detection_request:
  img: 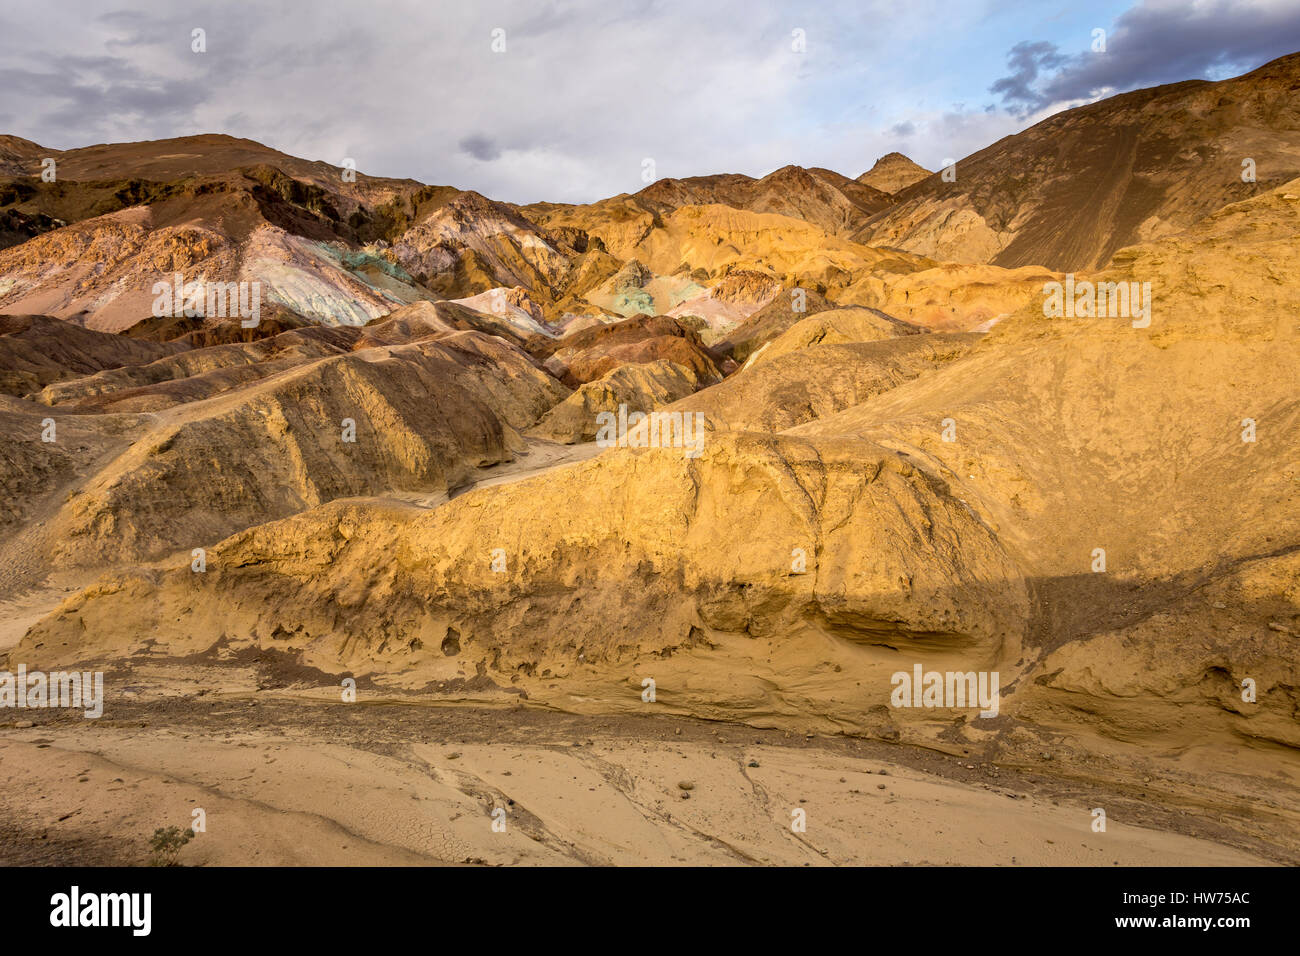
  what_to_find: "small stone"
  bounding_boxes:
[747,760,760,768]
[680,792,690,800]
[1267,622,1290,633]
[14,720,34,729]
[877,784,887,790]
[677,780,694,791]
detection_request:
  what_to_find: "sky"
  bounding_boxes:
[2,0,1299,203]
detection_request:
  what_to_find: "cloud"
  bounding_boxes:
[989,41,1068,114]
[0,0,987,201]
[0,55,209,136]
[459,135,502,162]
[5,0,1290,202]
[991,0,1300,116]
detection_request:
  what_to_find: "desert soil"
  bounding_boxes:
[0,684,1278,867]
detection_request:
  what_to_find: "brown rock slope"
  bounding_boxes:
[529,359,702,443]
[792,179,1300,754]
[741,307,923,369]
[524,199,929,303]
[527,314,724,388]
[0,134,457,331]
[29,301,503,413]
[858,52,1300,270]
[680,333,980,434]
[856,152,930,194]
[843,262,1060,331]
[0,134,935,345]
[0,313,185,396]
[0,133,426,232]
[388,191,573,302]
[21,434,1029,730]
[36,324,363,412]
[0,319,567,577]
[0,192,431,331]
[0,135,49,177]
[665,267,784,343]
[713,287,835,365]
[0,396,145,547]
[525,164,895,240]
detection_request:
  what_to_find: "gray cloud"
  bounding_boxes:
[6,0,1287,203]
[0,55,209,137]
[459,134,502,162]
[4,0,985,201]
[992,0,1300,116]
[989,41,1068,113]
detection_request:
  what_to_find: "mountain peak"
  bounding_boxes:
[855,153,931,194]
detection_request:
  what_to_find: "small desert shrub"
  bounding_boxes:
[148,826,194,866]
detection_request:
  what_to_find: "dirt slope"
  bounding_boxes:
[858,52,1300,270]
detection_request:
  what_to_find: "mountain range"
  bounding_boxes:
[2,51,1299,865]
